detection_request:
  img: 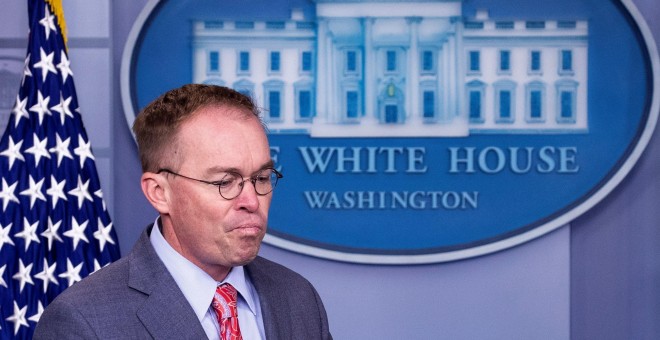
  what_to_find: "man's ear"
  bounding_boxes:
[141,172,170,214]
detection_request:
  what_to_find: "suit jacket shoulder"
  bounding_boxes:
[33,225,207,339]
[247,256,332,340]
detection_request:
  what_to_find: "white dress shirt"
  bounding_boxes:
[150,218,265,339]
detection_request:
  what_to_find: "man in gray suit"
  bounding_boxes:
[34,84,332,339]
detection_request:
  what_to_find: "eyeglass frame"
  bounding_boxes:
[157,167,283,200]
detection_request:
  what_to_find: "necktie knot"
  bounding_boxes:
[213,283,239,319]
[211,283,243,339]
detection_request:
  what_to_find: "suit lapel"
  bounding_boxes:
[246,257,291,340]
[129,226,208,339]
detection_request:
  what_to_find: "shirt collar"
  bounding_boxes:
[219,265,259,317]
[149,218,259,320]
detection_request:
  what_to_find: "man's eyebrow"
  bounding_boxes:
[206,160,275,176]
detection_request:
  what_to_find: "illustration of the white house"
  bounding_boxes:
[191,0,588,137]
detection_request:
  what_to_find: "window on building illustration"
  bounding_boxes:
[298,90,312,120]
[465,21,484,30]
[530,50,542,73]
[386,50,397,72]
[557,21,577,29]
[421,50,434,73]
[346,50,357,73]
[233,79,254,99]
[469,90,482,121]
[204,21,224,29]
[208,51,220,73]
[526,21,545,29]
[530,90,543,119]
[499,50,511,72]
[494,80,516,123]
[557,90,576,123]
[560,91,573,120]
[270,51,281,73]
[346,91,359,119]
[469,51,480,73]
[295,80,314,122]
[301,51,313,72]
[239,51,250,73]
[385,105,398,123]
[268,90,281,119]
[499,90,511,119]
[423,91,435,119]
[525,82,546,122]
[263,80,283,121]
[297,22,314,29]
[235,21,255,29]
[525,81,548,123]
[495,21,514,29]
[555,80,578,123]
[560,50,573,73]
[266,21,285,29]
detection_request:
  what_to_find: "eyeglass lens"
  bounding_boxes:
[219,169,279,199]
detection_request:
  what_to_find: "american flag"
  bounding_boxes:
[0,0,121,338]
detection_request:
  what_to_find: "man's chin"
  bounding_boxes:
[231,246,261,266]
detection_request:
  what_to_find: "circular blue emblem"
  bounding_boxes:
[122,0,659,263]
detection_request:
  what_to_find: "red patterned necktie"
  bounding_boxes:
[211,283,243,340]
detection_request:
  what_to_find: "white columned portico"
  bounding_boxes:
[450,17,468,120]
[453,16,465,120]
[363,17,377,123]
[407,17,422,124]
[327,31,337,122]
[316,19,328,123]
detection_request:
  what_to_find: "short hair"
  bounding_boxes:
[132,84,262,172]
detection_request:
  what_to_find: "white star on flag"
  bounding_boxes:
[0,223,15,251]
[21,53,32,86]
[0,137,25,169]
[11,259,34,293]
[0,179,20,211]
[33,47,57,82]
[38,5,57,40]
[63,217,89,250]
[19,175,47,209]
[29,90,52,125]
[6,301,29,336]
[68,176,93,209]
[58,259,83,287]
[74,135,95,167]
[14,218,41,251]
[49,133,73,166]
[0,264,7,288]
[94,218,116,251]
[12,95,30,128]
[24,134,51,165]
[56,50,73,83]
[40,217,63,251]
[28,301,45,324]
[95,189,107,211]
[52,92,74,124]
[46,175,67,208]
[34,259,58,293]
[93,259,103,273]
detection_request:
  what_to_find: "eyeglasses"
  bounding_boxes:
[157,167,283,200]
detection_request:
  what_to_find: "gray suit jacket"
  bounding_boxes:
[33,225,332,340]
